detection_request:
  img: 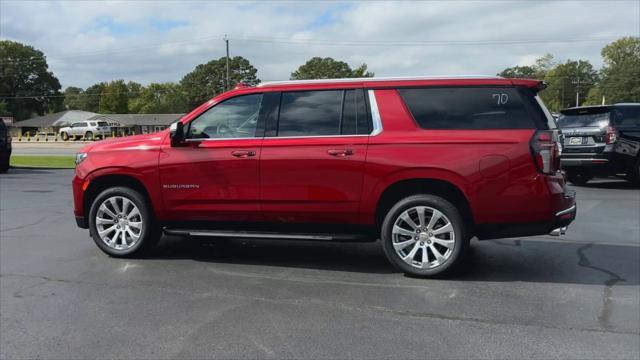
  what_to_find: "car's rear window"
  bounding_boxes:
[612,106,640,128]
[558,107,611,128]
[97,121,109,127]
[398,87,535,129]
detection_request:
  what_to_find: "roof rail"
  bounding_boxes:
[257,75,502,87]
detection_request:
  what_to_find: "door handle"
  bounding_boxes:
[231,150,256,158]
[327,149,354,157]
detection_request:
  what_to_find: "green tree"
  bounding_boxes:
[180,56,260,108]
[79,82,106,112]
[498,54,555,80]
[0,101,8,115]
[596,37,640,103]
[63,86,84,110]
[291,57,374,80]
[129,82,188,114]
[542,60,599,111]
[0,40,62,120]
[498,65,538,79]
[99,80,129,114]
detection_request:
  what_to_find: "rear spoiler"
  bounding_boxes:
[510,79,547,93]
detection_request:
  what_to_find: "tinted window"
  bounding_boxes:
[341,89,370,135]
[558,112,611,128]
[71,122,83,127]
[398,87,534,129]
[278,90,343,136]
[97,121,109,127]
[188,94,263,139]
[613,106,640,128]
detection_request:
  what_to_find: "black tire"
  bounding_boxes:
[0,157,9,173]
[85,131,93,141]
[88,187,160,257]
[565,170,593,186]
[60,132,69,141]
[381,194,469,277]
[626,157,640,185]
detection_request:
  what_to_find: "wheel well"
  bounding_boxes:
[375,179,474,231]
[83,175,151,219]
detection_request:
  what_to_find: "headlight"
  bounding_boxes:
[75,153,88,165]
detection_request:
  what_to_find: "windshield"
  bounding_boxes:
[558,112,610,128]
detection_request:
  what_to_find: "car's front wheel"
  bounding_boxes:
[85,131,93,141]
[60,132,69,141]
[381,194,468,277]
[88,187,160,257]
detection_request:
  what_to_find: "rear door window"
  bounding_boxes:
[277,90,343,136]
[398,87,535,129]
[276,89,370,137]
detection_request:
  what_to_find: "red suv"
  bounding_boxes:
[72,76,576,276]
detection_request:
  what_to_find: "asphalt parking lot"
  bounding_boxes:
[1,169,639,359]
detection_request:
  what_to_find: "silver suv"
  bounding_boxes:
[59,121,111,141]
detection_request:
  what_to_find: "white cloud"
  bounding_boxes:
[1,0,638,88]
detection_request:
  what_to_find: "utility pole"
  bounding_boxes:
[572,78,580,107]
[224,35,230,91]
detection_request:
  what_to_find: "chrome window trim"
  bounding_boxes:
[184,137,260,142]
[183,89,383,141]
[368,89,383,136]
[263,134,369,140]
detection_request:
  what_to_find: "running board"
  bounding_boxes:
[163,229,369,241]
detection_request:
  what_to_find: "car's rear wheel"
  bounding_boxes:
[88,187,160,257]
[626,157,640,185]
[565,170,593,186]
[381,194,468,277]
[85,131,93,141]
[60,132,69,141]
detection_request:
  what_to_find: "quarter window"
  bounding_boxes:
[188,94,263,139]
[398,87,534,129]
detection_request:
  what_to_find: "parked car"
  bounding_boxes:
[0,120,11,172]
[72,76,576,277]
[558,103,640,185]
[59,121,111,140]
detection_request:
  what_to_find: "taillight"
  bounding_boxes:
[530,130,561,175]
[605,126,617,144]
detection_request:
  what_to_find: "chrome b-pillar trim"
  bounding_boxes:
[368,89,383,136]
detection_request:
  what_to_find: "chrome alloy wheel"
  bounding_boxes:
[95,196,143,251]
[391,206,456,269]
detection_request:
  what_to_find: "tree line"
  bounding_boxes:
[498,37,639,112]
[1,37,638,121]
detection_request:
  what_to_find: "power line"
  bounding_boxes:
[0,35,630,65]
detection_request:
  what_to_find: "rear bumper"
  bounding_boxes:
[476,191,577,240]
[561,152,613,167]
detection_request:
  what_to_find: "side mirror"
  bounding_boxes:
[170,122,185,147]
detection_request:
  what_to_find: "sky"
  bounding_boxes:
[1,0,639,89]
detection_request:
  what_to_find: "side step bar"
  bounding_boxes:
[163,229,370,241]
